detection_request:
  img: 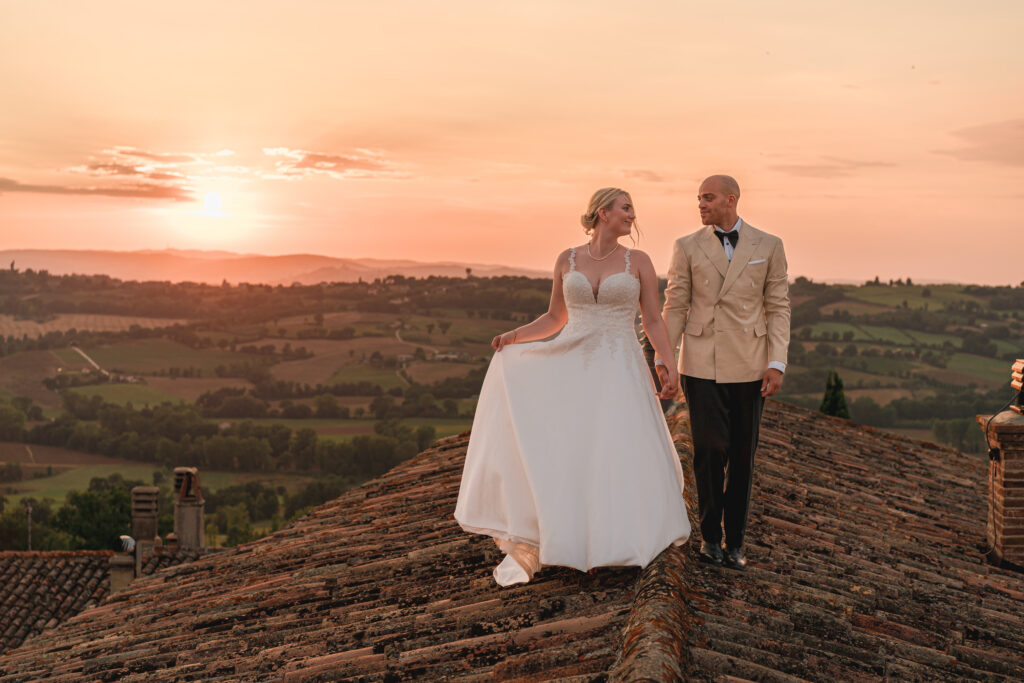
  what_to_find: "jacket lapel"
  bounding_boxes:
[717,220,762,301]
[697,226,729,278]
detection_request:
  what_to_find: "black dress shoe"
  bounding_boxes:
[698,541,723,565]
[723,546,747,570]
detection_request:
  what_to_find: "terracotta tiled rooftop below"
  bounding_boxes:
[0,401,1022,681]
[0,547,220,657]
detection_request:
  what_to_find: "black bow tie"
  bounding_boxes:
[715,230,738,248]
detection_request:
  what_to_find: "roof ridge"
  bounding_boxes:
[0,550,115,557]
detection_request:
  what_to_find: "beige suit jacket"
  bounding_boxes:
[662,220,791,383]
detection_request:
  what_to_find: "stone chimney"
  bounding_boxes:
[978,363,1024,568]
[131,486,159,542]
[108,553,135,594]
[173,467,205,549]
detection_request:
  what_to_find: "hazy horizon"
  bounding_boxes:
[2,1,1022,285]
[1,246,1014,287]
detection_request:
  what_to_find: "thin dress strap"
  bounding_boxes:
[568,247,577,271]
[624,248,632,274]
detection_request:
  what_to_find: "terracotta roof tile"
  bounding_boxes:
[0,548,222,657]
[0,402,1021,681]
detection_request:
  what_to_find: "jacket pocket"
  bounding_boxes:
[684,321,704,336]
[754,320,767,337]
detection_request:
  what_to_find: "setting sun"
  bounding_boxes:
[201,192,224,218]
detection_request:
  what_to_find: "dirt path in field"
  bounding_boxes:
[72,347,108,376]
[394,329,439,355]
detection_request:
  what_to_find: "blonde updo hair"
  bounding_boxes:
[581,187,626,235]
[580,187,629,234]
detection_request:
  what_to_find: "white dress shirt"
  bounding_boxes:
[715,217,786,375]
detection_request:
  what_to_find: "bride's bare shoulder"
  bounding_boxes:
[627,248,654,267]
[552,248,576,273]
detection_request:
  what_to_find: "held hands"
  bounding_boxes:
[761,368,783,397]
[491,330,518,352]
[654,363,680,400]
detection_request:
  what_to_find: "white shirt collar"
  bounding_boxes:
[713,218,742,233]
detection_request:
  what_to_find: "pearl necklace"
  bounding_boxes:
[587,243,620,261]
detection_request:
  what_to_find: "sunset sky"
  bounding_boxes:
[1,1,1021,284]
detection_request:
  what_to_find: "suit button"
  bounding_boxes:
[705,279,709,285]
[743,304,748,310]
[715,304,721,309]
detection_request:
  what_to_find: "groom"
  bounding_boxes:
[657,175,790,570]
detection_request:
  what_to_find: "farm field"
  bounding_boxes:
[855,325,917,344]
[945,353,1014,387]
[144,377,254,402]
[0,313,190,338]
[67,383,185,407]
[269,337,411,386]
[993,339,1021,356]
[403,360,481,384]
[3,463,163,508]
[216,417,472,441]
[77,339,247,374]
[0,350,63,408]
[0,442,138,466]
[806,322,872,341]
[3,460,320,510]
[50,348,93,370]
[842,285,985,311]
[326,364,406,390]
[819,300,890,316]
[843,388,920,403]
[901,330,963,348]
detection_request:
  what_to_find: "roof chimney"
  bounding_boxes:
[130,486,159,542]
[173,467,205,549]
[977,359,1024,569]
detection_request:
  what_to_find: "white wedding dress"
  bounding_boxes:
[454,247,691,586]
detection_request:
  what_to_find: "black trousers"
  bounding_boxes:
[682,375,765,549]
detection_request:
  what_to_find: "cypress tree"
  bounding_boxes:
[820,370,851,419]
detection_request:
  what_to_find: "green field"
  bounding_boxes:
[4,463,320,509]
[827,365,902,388]
[3,463,160,508]
[217,417,472,443]
[856,325,917,344]
[77,339,247,374]
[994,339,1022,357]
[405,360,484,384]
[842,284,985,311]
[901,329,963,348]
[807,322,872,341]
[947,353,1015,387]
[327,363,407,390]
[68,383,185,407]
[50,348,93,369]
[803,322,922,345]
[401,314,510,347]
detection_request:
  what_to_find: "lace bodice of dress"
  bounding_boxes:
[561,247,640,336]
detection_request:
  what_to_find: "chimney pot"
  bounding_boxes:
[172,467,205,549]
[130,486,160,542]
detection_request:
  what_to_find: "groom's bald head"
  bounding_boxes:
[701,175,740,201]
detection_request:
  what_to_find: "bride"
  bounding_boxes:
[454,188,691,586]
